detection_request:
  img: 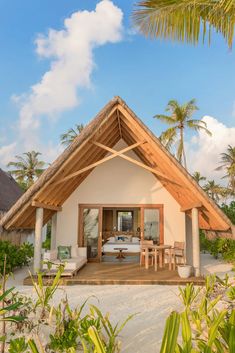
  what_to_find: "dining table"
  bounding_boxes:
[141,244,174,271]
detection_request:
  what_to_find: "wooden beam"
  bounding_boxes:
[180,202,203,212]
[51,141,145,186]
[117,109,122,139]
[32,201,62,212]
[93,141,179,184]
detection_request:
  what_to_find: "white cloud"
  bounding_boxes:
[187,116,235,182]
[1,1,123,169]
[0,143,17,166]
[16,0,123,132]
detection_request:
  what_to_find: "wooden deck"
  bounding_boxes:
[24,263,205,286]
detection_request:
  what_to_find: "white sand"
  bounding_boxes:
[7,254,234,353]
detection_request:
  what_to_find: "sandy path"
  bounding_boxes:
[18,284,181,353]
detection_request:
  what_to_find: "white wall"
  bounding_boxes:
[56,140,185,247]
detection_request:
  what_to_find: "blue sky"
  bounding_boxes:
[0,0,235,179]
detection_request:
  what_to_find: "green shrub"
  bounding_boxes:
[0,241,33,274]
[221,201,235,224]
[200,230,235,263]
[200,230,211,252]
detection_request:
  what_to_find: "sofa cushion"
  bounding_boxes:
[63,258,87,271]
[42,257,87,272]
[43,250,57,261]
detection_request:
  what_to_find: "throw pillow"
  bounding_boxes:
[58,246,71,260]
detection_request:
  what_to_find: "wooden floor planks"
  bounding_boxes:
[24,263,205,286]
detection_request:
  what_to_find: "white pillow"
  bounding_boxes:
[107,237,115,243]
[132,237,140,243]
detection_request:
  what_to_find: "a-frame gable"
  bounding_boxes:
[0,96,232,233]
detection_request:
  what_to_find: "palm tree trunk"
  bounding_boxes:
[180,127,187,170]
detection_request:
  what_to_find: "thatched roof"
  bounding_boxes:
[0,169,23,212]
[0,96,233,234]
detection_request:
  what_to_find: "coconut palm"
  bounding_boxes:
[216,145,235,197]
[155,99,211,169]
[7,151,46,190]
[192,171,206,185]
[60,124,84,146]
[133,0,235,48]
[203,180,225,203]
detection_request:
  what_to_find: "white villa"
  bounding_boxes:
[0,97,233,281]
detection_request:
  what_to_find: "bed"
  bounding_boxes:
[102,235,141,253]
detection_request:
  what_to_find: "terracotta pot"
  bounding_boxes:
[177,265,192,279]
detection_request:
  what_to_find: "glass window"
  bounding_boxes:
[117,211,133,232]
[144,209,160,242]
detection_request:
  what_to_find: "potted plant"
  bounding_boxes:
[177,264,192,278]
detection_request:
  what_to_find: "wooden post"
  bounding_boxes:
[34,207,44,274]
[51,213,57,250]
[192,207,200,277]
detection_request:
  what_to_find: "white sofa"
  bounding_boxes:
[43,246,87,276]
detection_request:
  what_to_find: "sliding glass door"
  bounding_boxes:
[79,206,102,262]
[141,206,163,244]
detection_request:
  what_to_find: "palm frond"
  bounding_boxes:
[186,120,212,135]
[154,114,176,124]
[133,0,235,48]
[159,127,177,150]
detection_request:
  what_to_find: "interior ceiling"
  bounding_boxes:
[8,106,231,231]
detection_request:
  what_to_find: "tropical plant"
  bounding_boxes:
[193,171,206,185]
[60,123,84,146]
[7,151,46,190]
[160,276,235,353]
[155,99,211,169]
[30,263,65,320]
[216,145,235,197]
[133,0,235,49]
[0,241,33,274]
[203,179,226,202]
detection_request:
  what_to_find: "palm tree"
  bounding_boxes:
[192,171,206,185]
[155,99,211,169]
[216,145,235,197]
[7,151,46,190]
[133,0,235,48]
[203,180,225,203]
[60,124,84,146]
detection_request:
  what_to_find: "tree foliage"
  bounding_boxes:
[60,124,84,146]
[155,99,211,169]
[216,145,235,196]
[133,0,235,48]
[7,151,46,191]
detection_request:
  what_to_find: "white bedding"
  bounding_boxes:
[103,242,141,253]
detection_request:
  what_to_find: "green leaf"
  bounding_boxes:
[88,326,106,353]
[28,339,40,353]
[160,311,180,353]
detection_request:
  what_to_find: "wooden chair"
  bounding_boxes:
[140,240,155,267]
[173,241,186,266]
[164,242,185,270]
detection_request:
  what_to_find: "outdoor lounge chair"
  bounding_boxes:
[42,246,87,276]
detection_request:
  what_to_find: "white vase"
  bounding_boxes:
[177,265,192,279]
